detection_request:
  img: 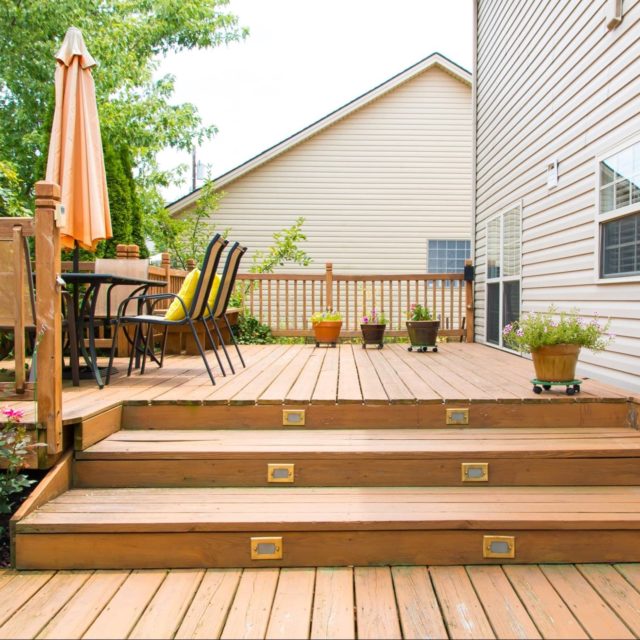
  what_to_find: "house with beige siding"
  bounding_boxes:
[168,53,472,276]
[473,0,640,390]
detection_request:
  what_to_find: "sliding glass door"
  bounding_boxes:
[485,205,521,346]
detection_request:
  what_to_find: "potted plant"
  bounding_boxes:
[406,303,440,352]
[361,309,387,349]
[503,306,613,394]
[310,310,343,347]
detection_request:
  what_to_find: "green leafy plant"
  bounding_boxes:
[148,178,227,268]
[250,217,311,274]
[311,310,343,324]
[362,308,387,325]
[502,306,614,353]
[0,409,34,530]
[408,303,433,321]
[234,311,275,345]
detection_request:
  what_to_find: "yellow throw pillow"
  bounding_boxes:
[164,268,200,321]
[207,274,221,314]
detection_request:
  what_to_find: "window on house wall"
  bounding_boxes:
[598,139,640,278]
[427,240,471,273]
[485,205,521,347]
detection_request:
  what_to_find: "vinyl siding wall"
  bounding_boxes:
[182,66,471,275]
[474,0,640,390]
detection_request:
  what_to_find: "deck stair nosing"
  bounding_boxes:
[16,486,640,533]
[75,427,640,459]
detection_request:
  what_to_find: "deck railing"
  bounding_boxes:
[237,262,474,341]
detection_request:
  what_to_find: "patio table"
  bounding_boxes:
[62,273,166,389]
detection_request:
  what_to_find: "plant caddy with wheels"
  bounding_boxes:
[502,306,614,396]
[406,303,440,353]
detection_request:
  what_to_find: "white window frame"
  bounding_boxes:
[594,134,640,284]
[484,201,523,350]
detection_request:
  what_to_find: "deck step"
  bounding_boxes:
[74,427,640,487]
[14,486,640,569]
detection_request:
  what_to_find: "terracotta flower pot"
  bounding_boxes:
[313,321,342,346]
[361,323,386,348]
[406,320,440,347]
[531,343,581,382]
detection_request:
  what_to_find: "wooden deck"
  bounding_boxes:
[4,342,635,433]
[1,564,640,639]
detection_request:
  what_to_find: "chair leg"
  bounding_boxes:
[106,319,120,385]
[202,318,226,377]
[140,323,153,375]
[224,315,245,368]
[188,318,215,385]
[127,323,141,377]
[159,325,169,368]
[213,320,235,375]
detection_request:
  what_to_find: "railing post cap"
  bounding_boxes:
[35,181,61,199]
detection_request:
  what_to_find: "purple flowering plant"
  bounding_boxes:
[361,308,387,325]
[502,306,613,353]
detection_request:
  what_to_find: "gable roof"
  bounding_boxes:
[167,52,471,215]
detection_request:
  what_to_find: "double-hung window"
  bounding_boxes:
[597,139,640,280]
[485,204,521,347]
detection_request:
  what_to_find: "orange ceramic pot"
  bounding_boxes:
[531,343,580,382]
[313,321,342,345]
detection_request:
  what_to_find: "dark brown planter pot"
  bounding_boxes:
[361,324,386,348]
[531,343,581,382]
[313,321,342,346]
[406,320,440,347]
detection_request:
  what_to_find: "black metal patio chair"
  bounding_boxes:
[204,242,247,374]
[106,234,228,386]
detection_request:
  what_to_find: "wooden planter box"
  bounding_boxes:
[117,309,239,357]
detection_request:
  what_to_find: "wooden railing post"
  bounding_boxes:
[186,258,196,271]
[13,225,26,394]
[127,244,139,260]
[35,181,63,455]
[465,259,475,343]
[115,244,127,259]
[325,262,333,310]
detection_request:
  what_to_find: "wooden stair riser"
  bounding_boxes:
[15,529,640,570]
[73,457,640,488]
[121,401,633,430]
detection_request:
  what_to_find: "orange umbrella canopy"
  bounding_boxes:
[45,27,111,251]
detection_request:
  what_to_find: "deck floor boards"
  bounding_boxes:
[5,343,631,427]
[1,564,636,639]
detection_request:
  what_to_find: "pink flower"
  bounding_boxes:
[362,316,369,324]
[2,408,24,421]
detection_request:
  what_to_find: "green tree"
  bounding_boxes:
[0,0,247,209]
[0,160,30,217]
[100,139,132,257]
[147,178,225,268]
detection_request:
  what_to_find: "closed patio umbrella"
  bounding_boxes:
[46,26,111,266]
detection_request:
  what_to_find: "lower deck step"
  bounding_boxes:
[15,486,640,569]
[74,427,640,487]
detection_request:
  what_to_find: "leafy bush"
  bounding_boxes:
[235,311,275,345]
[407,304,433,321]
[503,306,614,353]
[0,409,34,531]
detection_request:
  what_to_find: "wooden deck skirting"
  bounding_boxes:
[1,564,640,639]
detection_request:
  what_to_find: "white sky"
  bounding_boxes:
[157,0,473,203]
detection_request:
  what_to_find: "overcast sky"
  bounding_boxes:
[157,0,473,202]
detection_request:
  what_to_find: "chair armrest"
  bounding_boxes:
[116,292,188,319]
